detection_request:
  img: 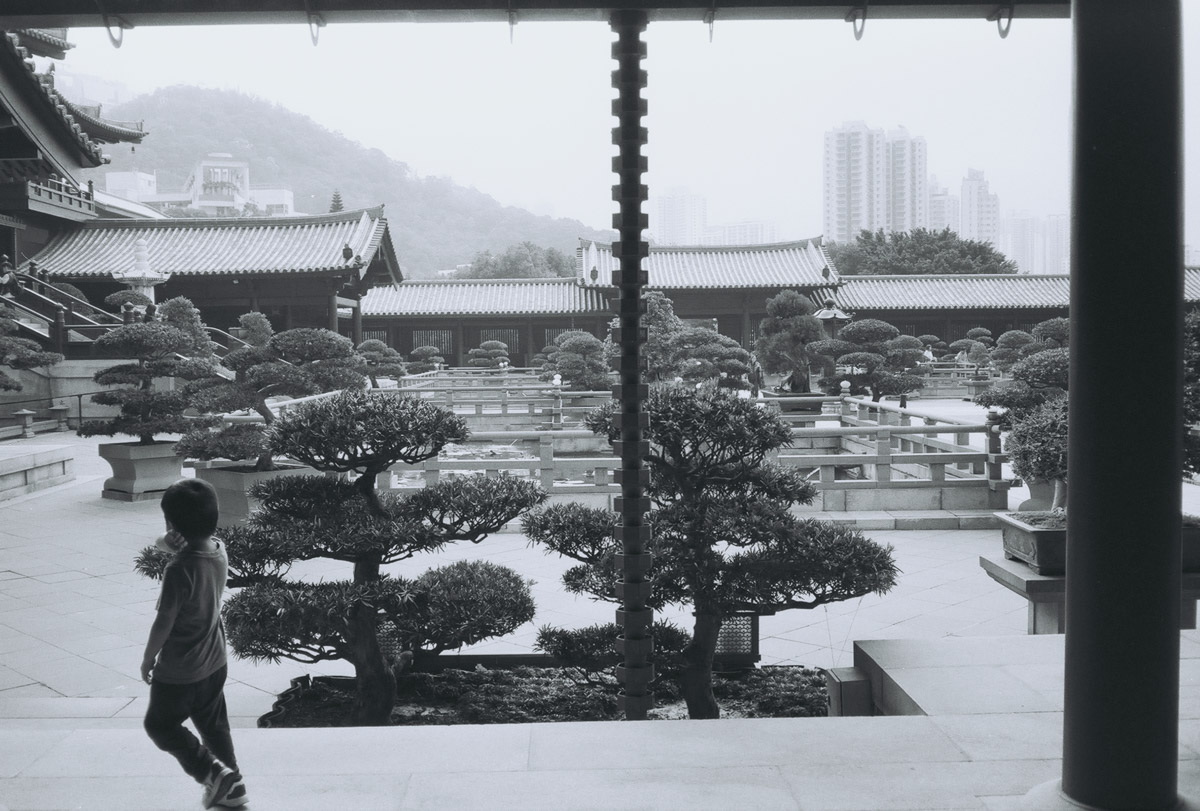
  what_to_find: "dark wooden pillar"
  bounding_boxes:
[328,283,338,332]
[611,9,653,722]
[353,301,363,346]
[1062,2,1184,808]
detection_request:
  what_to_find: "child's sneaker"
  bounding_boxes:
[213,772,248,808]
[201,762,237,809]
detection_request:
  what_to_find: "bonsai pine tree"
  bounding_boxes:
[407,345,445,374]
[974,346,1069,425]
[988,330,1037,373]
[328,189,345,212]
[523,384,898,719]
[356,339,406,387]
[665,326,752,390]
[214,389,546,724]
[756,290,826,392]
[0,303,63,391]
[466,340,510,368]
[78,302,218,445]
[809,318,924,401]
[177,320,367,471]
[605,290,684,383]
[538,330,610,391]
[965,327,994,348]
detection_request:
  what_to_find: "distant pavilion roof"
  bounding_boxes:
[0,30,146,181]
[363,278,610,317]
[576,238,837,290]
[13,29,72,59]
[25,207,401,283]
[837,274,1073,310]
[1187,267,1200,301]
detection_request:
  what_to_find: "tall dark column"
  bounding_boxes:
[1063,2,1183,808]
[610,9,653,722]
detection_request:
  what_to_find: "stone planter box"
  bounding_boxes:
[997,511,1200,576]
[97,441,182,502]
[193,463,314,527]
[964,378,993,397]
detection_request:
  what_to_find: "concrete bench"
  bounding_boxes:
[979,554,1200,634]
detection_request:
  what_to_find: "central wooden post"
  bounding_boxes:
[610,8,654,722]
[1062,2,1184,808]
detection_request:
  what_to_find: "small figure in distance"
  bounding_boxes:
[140,479,248,809]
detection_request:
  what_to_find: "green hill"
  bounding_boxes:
[81,85,612,277]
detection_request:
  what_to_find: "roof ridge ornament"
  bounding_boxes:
[987,3,1014,39]
[846,3,867,41]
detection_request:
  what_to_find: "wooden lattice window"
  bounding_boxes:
[412,329,454,357]
[480,328,519,352]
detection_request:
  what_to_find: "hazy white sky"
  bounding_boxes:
[52,11,1199,247]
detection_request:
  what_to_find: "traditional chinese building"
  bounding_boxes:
[0,28,146,265]
[24,206,402,340]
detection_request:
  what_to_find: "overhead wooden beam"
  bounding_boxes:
[0,0,1068,28]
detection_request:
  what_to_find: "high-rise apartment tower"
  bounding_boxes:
[823,122,928,244]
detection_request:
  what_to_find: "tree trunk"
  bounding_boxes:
[789,366,810,393]
[350,555,394,725]
[1052,478,1068,510]
[349,601,395,725]
[680,609,723,719]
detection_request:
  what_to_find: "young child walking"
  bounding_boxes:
[141,478,248,808]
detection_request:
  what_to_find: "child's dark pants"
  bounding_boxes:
[144,665,238,783]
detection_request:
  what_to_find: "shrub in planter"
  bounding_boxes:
[178,320,367,471]
[395,560,536,670]
[163,389,547,726]
[1006,396,1068,510]
[667,326,753,390]
[535,620,690,696]
[523,383,897,719]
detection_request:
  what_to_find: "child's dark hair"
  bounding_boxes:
[160,479,219,542]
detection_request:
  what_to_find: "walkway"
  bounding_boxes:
[2,406,1199,809]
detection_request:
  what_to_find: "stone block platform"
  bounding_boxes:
[0,445,72,502]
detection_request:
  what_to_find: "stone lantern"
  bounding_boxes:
[110,238,170,302]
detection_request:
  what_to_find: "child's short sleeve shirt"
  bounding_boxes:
[154,542,228,684]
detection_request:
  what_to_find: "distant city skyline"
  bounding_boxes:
[45,12,1200,248]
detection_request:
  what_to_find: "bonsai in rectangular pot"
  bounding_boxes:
[998,510,1200,576]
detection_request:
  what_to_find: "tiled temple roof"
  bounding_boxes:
[58,96,146,144]
[26,207,398,280]
[364,278,610,317]
[576,238,837,289]
[0,31,104,167]
[837,274,1073,310]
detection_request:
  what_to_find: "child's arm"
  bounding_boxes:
[141,594,180,684]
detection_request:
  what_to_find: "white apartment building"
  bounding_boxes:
[652,188,708,245]
[960,168,1001,245]
[885,127,928,233]
[104,153,295,217]
[1001,211,1042,274]
[822,122,927,244]
[927,174,960,234]
[704,220,778,245]
[1044,214,1070,274]
[822,122,886,244]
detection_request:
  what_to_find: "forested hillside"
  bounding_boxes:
[80,85,612,277]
